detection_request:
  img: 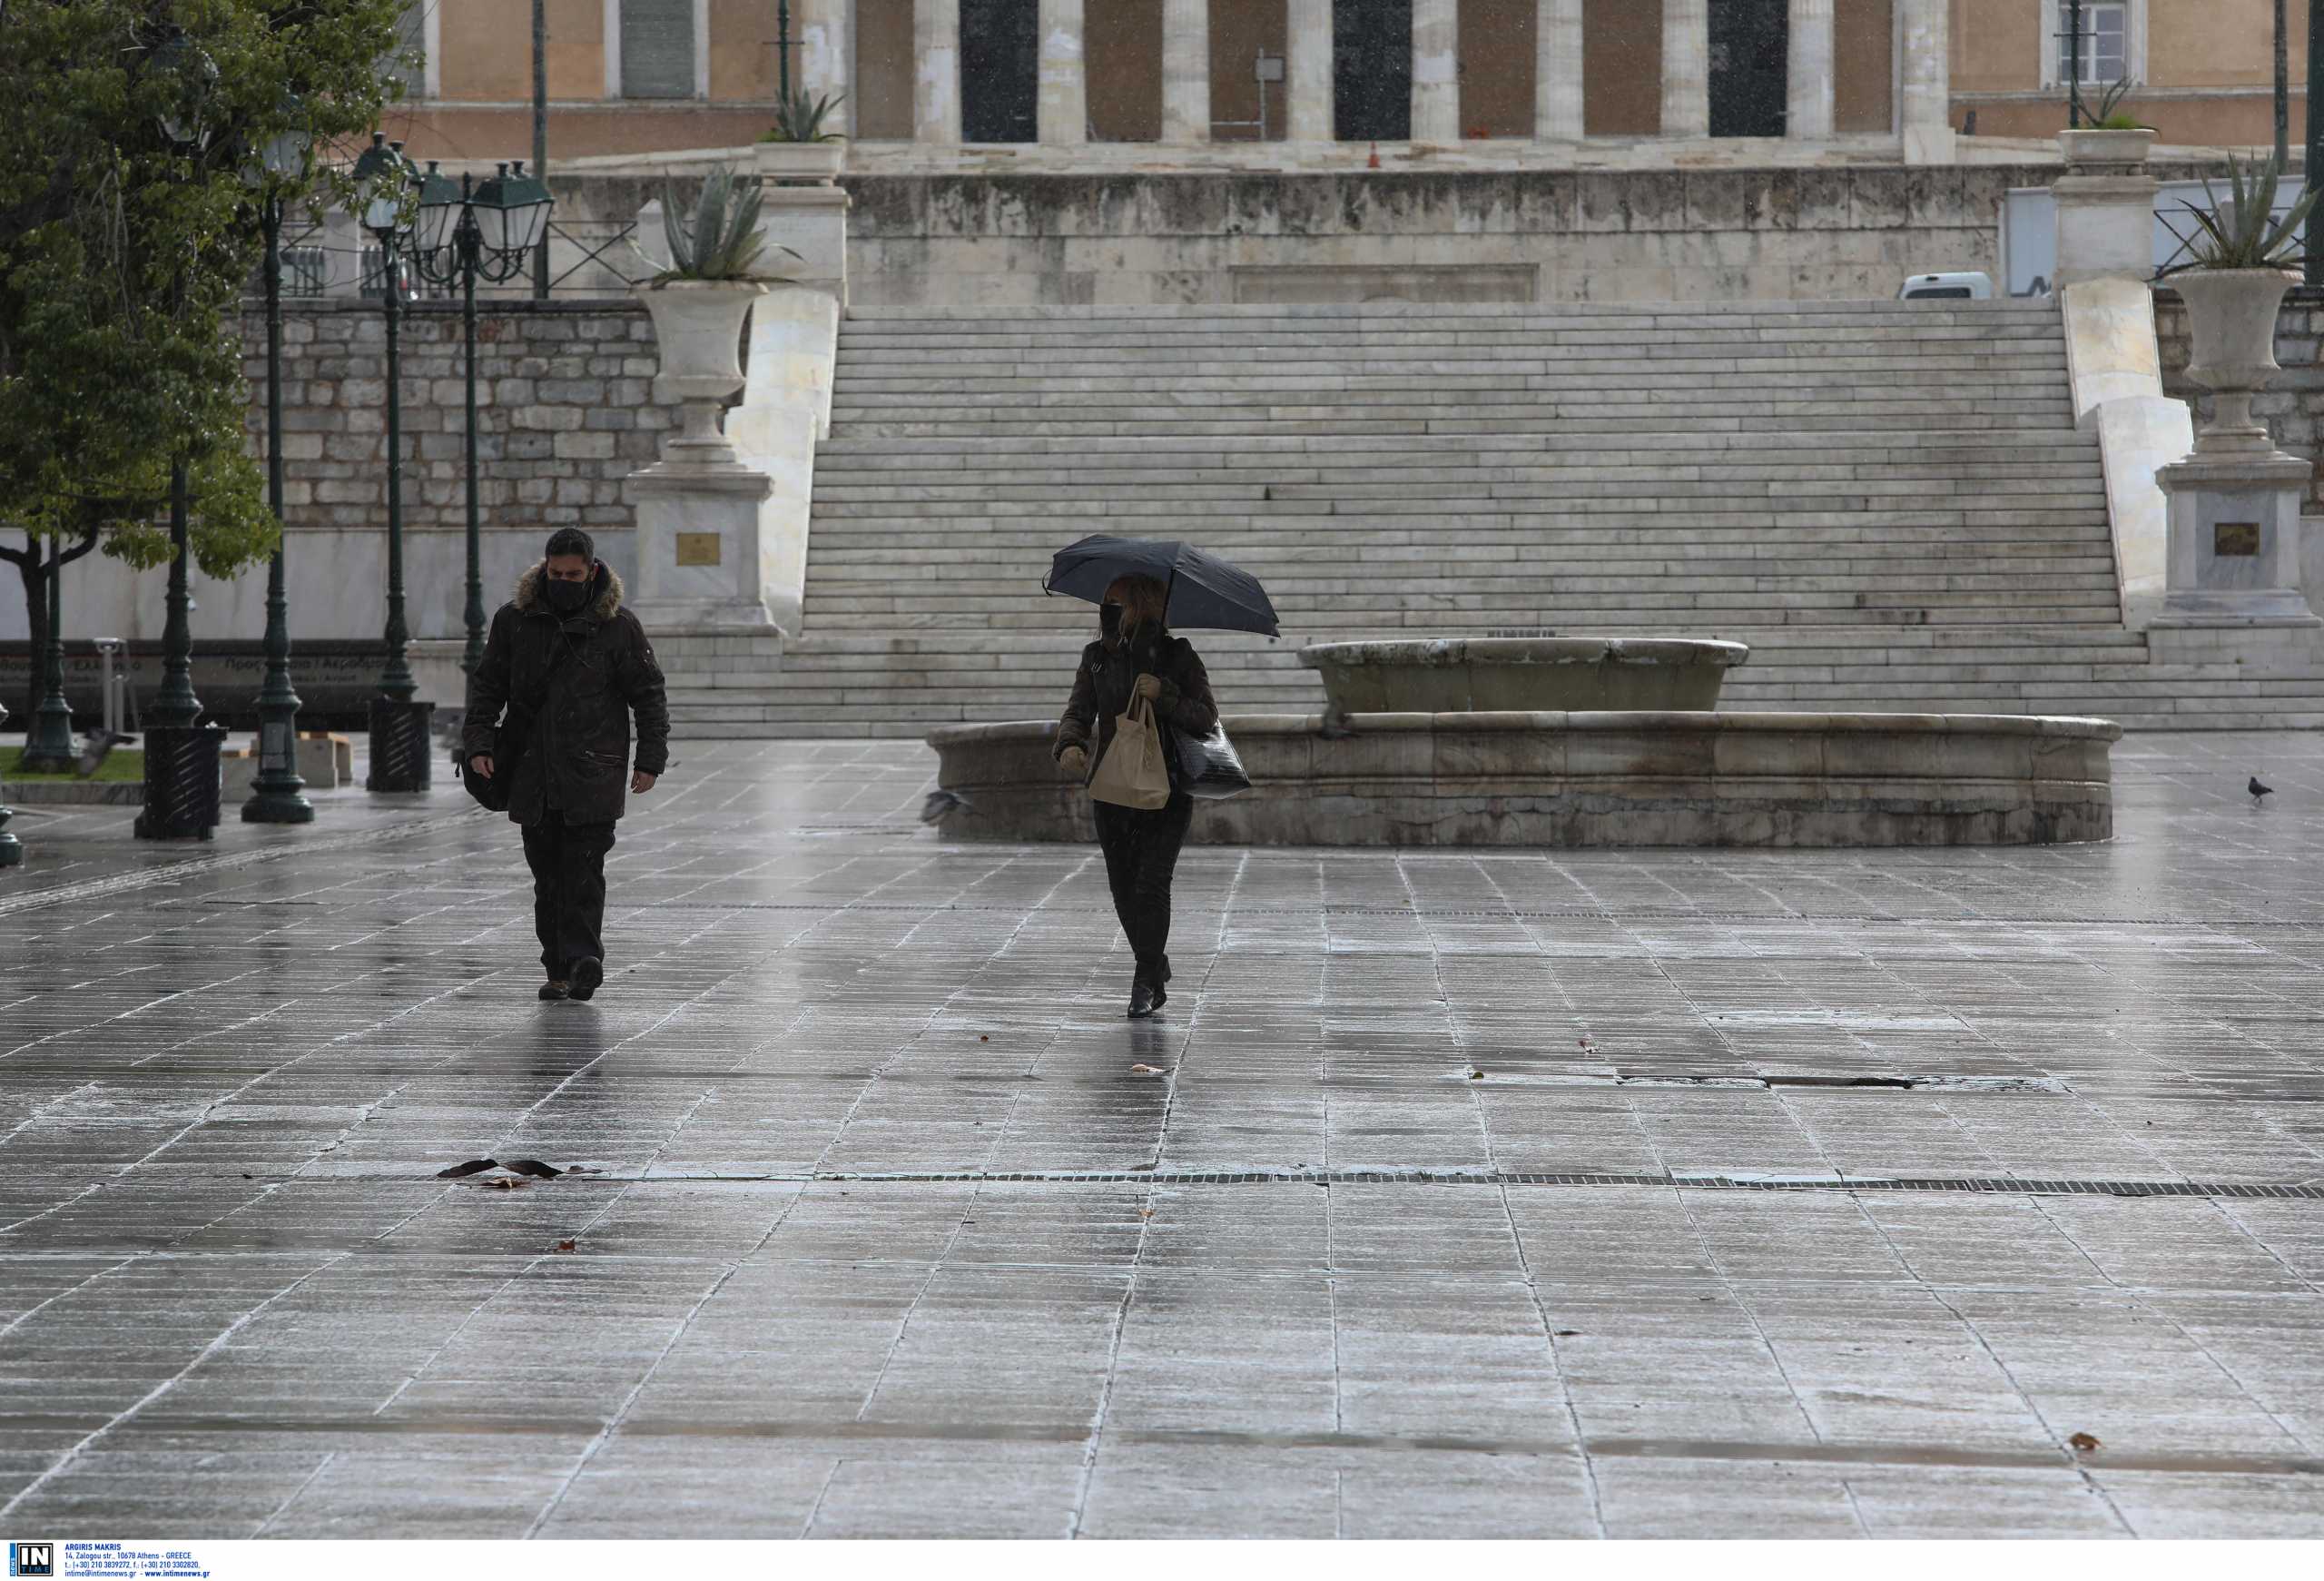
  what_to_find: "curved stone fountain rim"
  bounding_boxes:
[927,710,2126,748]
[1297,637,1752,669]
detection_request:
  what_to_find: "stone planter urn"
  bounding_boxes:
[752,140,846,185]
[2174,267,2299,457]
[2057,127,2156,169]
[635,278,771,468]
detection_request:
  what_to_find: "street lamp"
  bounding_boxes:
[412,160,555,679]
[347,132,431,793]
[137,25,229,841]
[19,534,75,773]
[242,100,315,824]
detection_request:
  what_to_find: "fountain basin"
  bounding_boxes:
[926,711,2122,848]
[1301,637,1749,714]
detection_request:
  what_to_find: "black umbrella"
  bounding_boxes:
[1042,535,1281,638]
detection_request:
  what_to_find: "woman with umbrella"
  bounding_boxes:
[1047,537,1276,1020]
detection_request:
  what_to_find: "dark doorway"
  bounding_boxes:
[1709,0,1787,137]
[1334,0,1412,142]
[962,0,1039,143]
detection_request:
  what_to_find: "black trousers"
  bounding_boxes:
[1092,793,1194,986]
[521,810,617,978]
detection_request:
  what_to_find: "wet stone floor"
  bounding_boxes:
[2,731,2323,1538]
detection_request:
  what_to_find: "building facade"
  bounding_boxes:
[391,1,1959,167]
[389,2,2304,172]
[1955,0,2304,147]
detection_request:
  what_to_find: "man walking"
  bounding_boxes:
[464,528,669,1002]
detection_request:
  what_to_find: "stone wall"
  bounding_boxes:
[244,298,667,546]
[0,300,671,650]
[836,165,2047,306]
[2155,289,2324,515]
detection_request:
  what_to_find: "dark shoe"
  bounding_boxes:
[570,957,604,1002]
[1128,981,1156,1020]
[538,981,571,1002]
[1147,982,1167,1013]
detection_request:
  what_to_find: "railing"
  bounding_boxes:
[263,217,647,301]
[2152,202,2303,277]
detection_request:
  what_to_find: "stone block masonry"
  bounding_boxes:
[0,298,682,654]
[238,299,673,549]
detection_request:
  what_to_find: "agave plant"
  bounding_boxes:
[759,89,847,143]
[2088,76,2143,130]
[2168,153,2318,273]
[649,163,784,283]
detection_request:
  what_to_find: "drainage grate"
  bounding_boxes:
[615,1169,2324,1200]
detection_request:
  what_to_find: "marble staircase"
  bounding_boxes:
[681,300,2324,736]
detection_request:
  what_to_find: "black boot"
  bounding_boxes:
[570,957,604,1002]
[1128,979,1157,1020]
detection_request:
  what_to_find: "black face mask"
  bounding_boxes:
[544,575,592,616]
[1099,603,1123,641]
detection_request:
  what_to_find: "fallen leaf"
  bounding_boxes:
[1137,1208,1156,1219]
[1554,1329,1581,1338]
[437,1159,498,1179]
[486,1176,528,1191]
[502,1159,565,1179]
[1578,1038,1591,1048]
[980,1035,990,1042]
[2068,1432,2101,1453]
[553,1239,577,1253]
[1468,1070,1485,1081]
[1131,1062,1166,1075]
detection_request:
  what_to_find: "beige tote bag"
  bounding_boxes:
[1088,694,1173,810]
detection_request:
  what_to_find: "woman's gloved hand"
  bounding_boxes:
[1132,673,1163,701]
[1059,745,1088,776]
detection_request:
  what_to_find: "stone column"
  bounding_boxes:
[1288,0,1334,141]
[1161,0,1210,143]
[1411,0,1460,143]
[1897,0,1955,164]
[1039,0,1088,143]
[1660,0,1709,138]
[799,0,852,137]
[1786,0,1833,140]
[915,0,961,144]
[1536,0,1584,142]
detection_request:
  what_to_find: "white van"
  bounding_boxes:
[1898,272,1996,301]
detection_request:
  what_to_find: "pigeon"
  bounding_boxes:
[920,789,973,825]
[75,728,135,779]
[2250,776,2274,805]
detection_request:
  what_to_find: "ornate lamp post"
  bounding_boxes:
[136,26,229,840]
[348,133,431,793]
[0,697,21,866]
[19,536,75,773]
[412,160,556,678]
[242,105,315,824]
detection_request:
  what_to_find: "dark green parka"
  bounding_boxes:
[461,561,669,825]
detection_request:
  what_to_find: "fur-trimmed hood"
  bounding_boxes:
[514,560,625,621]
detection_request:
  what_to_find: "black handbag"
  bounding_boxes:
[458,636,568,813]
[1171,717,1252,800]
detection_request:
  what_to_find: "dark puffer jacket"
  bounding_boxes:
[461,561,669,825]
[1054,628,1218,778]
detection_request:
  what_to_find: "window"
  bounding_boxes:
[2050,2,2133,88]
[621,0,696,100]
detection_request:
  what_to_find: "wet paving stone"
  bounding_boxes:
[2,730,2323,1536]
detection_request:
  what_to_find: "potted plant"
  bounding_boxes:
[2164,153,2319,456]
[753,89,846,184]
[634,164,799,462]
[2058,78,2156,167]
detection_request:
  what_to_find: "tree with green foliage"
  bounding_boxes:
[0,0,409,722]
